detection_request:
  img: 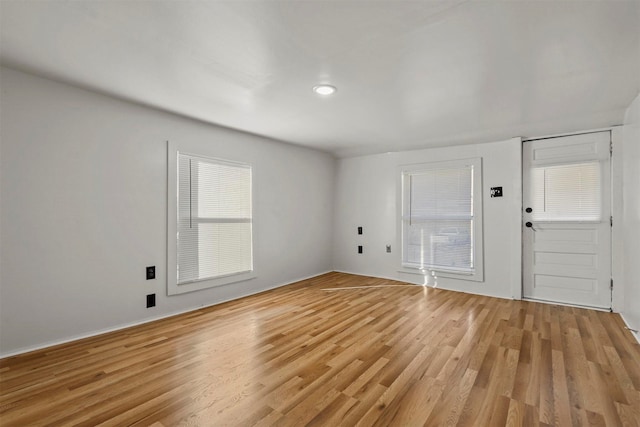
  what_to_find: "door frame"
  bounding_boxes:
[611,126,624,312]
[520,127,622,312]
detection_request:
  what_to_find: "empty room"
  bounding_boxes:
[1,1,639,426]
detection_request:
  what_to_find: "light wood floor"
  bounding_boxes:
[1,272,640,426]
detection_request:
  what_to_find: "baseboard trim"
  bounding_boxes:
[522,297,611,312]
[332,269,415,285]
[0,270,332,359]
[619,313,640,345]
[332,270,513,301]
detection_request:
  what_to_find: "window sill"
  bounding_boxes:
[168,271,256,295]
[398,266,483,283]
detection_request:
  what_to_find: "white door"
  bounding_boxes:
[523,132,611,309]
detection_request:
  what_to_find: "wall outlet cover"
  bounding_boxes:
[146,266,156,280]
[146,293,156,308]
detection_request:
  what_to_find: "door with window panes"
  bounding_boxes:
[522,132,611,309]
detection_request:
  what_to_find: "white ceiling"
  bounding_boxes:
[1,1,639,157]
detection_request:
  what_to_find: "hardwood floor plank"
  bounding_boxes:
[539,338,555,424]
[551,348,573,427]
[1,272,639,426]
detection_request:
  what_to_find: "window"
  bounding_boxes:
[168,146,254,295]
[530,161,601,222]
[400,158,483,281]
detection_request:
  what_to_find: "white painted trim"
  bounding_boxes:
[332,269,416,285]
[397,157,485,282]
[610,125,624,312]
[523,126,619,142]
[332,270,514,301]
[522,297,611,312]
[511,137,523,300]
[620,313,640,345]
[167,141,258,295]
[0,271,332,359]
[322,285,415,291]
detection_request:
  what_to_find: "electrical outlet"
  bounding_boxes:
[386,245,391,253]
[146,266,155,280]
[146,294,156,308]
[357,226,363,235]
[358,245,363,254]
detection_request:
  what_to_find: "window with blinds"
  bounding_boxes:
[177,153,253,285]
[401,158,483,278]
[530,161,601,222]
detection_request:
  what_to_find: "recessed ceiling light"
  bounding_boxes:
[313,84,337,96]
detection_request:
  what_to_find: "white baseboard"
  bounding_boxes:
[521,297,611,312]
[0,270,333,359]
[4,270,635,358]
[619,313,640,345]
[332,270,513,301]
[331,269,415,285]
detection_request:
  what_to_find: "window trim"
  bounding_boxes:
[167,141,256,295]
[397,158,484,282]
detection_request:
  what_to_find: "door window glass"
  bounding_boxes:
[531,161,601,221]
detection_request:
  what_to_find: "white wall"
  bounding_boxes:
[333,139,522,299]
[621,93,640,340]
[1,63,633,356]
[0,67,335,356]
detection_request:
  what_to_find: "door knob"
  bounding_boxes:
[525,207,532,213]
[525,221,537,231]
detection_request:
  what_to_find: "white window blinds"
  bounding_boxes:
[177,154,253,284]
[530,161,601,221]
[402,163,476,273]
